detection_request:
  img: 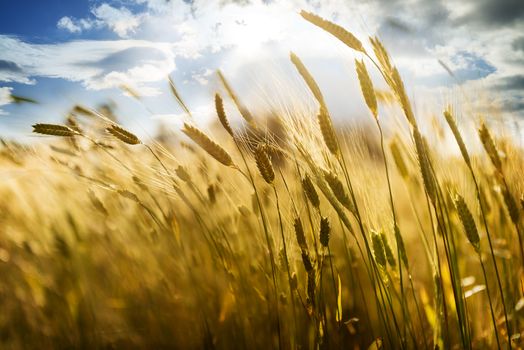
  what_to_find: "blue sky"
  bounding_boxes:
[0,0,523,140]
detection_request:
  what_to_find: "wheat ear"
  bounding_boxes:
[300,10,365,53]
[215,93,234,137]
[254,144,275,184]
[107,124,141,145]
[182,123,234,167]
[355,59,378,119]
[32,123,76,137]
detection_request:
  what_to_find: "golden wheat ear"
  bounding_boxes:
[294,217,308,251]
[371,230,387,268]
[443,108,471,167]
[215,93,234,137]
[72,105,97,118]
[254,144,275,184]
[453,194,480,253]
[182,123,234,167]
[106,124,141,145]
[216,70,255,127]
[300,10,365,53]
[302,174,320,209]
[32,123,76,137]
[319,217,330,247]
[355,59,378,119]
[318,108,339,156]
[478,122,502,172]
[290,52,326,108]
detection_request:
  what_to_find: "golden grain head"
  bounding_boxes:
[215,93,234,137]
[107,124,141,145]
[479,122,502,172]
[324,171,352,210]
[317,108,339,156]
[290,52,326,108]
[413,128,436,204]
[302,174,320,208]
[389,139,409,179]
[371,230,387,268]
[32,123,77,137]
[443,108,471,167]
[294,217,308,251]
[453,194,480,252]
[370,36,393,75]
[319,217,330,247]
[182,123,234,167]
[380,232,396,268]
[300,10,365,53]
[254,143,275,184]
[355,59,378,119]
[72,104,97,117]
[502,188,520,225]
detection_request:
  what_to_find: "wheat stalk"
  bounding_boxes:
[394,225,409,268]
[302,251,314,273]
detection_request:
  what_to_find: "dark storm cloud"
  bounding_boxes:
[375,0,452,55]
[456,0,524,26]
[0,59,22,72]
[512,37,524,52]
[497,75,524,90]
[505,100,524,111]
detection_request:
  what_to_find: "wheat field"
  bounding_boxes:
[1,10,524,349]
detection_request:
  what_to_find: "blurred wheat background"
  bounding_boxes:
[0,9,523,350]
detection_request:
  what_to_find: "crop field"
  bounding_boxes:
[1,9,523,350]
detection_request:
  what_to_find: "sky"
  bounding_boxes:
[0,0,523,140]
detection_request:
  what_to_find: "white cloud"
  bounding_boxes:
[57,4,143,38]
[92,4,143,38]
[191,68,213,86]
[57,17,82,33]
[0,87,13,115]
[0,35,175,96]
